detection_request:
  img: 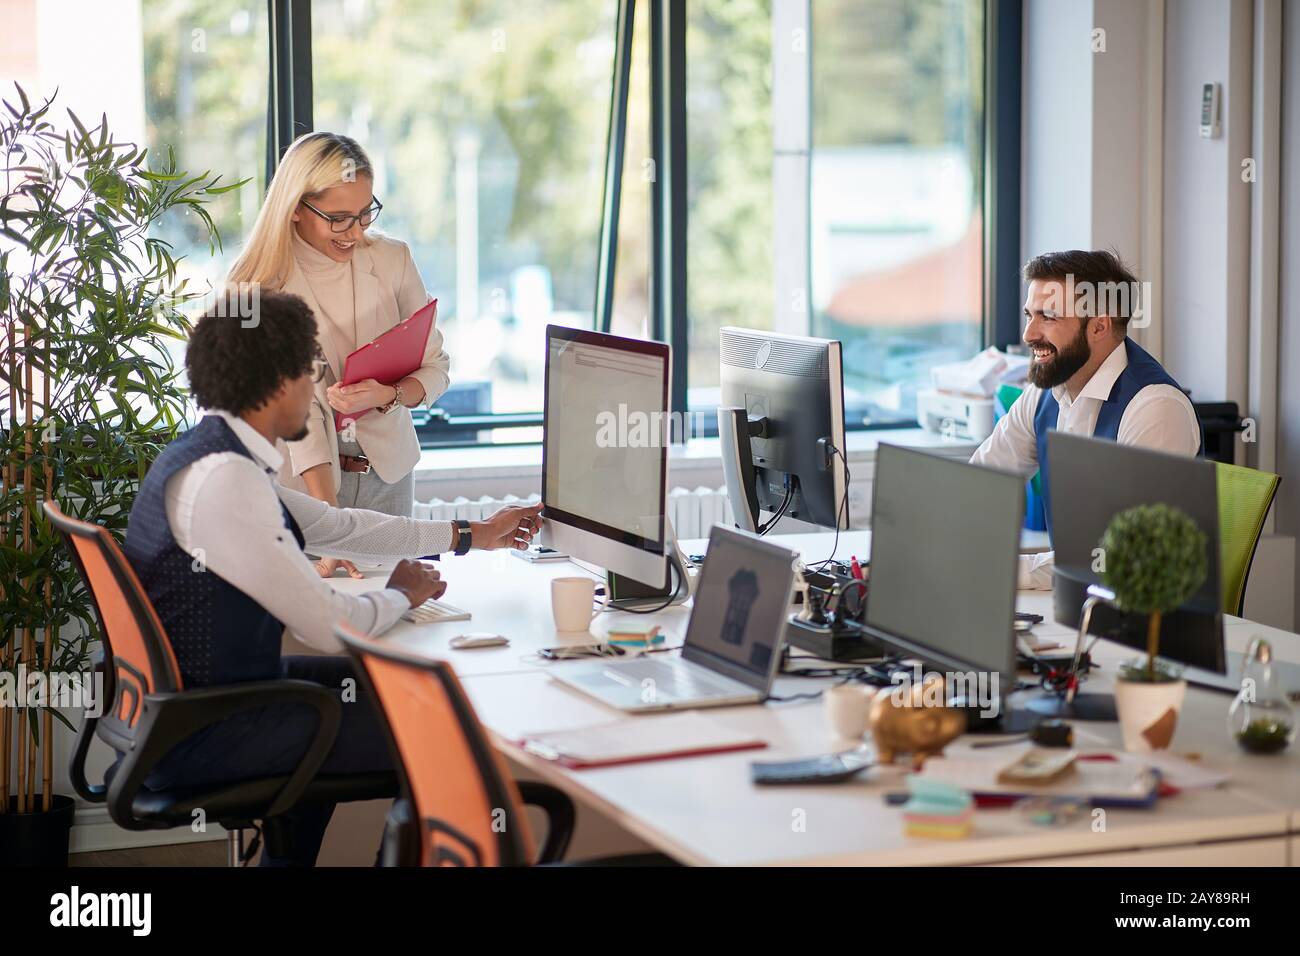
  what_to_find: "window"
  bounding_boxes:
[810,0,986,427]
[311,0,620,443]
[2,0,267,287]
[4,0,1004,446]
[2,0,269,422]
[609,0,652,341]
[684,0,774,413]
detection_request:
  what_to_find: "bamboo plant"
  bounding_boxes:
[0,84,243,814]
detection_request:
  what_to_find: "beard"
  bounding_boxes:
[1027,320,1091,390]
[285,423,310,442]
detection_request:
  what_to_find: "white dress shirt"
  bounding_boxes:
[970,339,1201,590]
[163,412,455,652]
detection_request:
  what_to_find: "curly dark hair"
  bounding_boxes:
[186,289,318,414]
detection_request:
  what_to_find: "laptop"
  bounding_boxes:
[551,525,797,712]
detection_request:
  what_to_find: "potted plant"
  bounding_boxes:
[1098,502,1208,753]
[1,84,243,864]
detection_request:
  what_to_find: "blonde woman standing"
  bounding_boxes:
[228,132,449,577]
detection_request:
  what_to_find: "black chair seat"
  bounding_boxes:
[128,772,398,828]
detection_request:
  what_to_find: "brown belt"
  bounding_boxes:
[340,454,371,475]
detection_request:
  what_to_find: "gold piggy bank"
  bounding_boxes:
[869,681,965,769]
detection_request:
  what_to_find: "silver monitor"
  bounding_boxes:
[540,325,669,586]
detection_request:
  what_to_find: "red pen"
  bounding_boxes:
[850,556,864,580]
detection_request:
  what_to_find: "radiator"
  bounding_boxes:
[414,487,734,540]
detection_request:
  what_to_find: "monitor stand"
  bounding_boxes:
[606,519,694,611]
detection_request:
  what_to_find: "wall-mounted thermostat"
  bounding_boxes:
[1200,82,1221,138]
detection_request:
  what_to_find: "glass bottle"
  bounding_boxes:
[1228,638,1296,754]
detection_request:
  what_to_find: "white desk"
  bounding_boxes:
[326,532,1300,866]
[330,528,1045,676]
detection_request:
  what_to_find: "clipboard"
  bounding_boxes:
[517,712,767,769]
[333,298,437,432]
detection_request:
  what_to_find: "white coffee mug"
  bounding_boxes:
[824,684,871,743]
[551,576,609,632]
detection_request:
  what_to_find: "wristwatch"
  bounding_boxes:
[378,382,404,415]
[453,519,472,556]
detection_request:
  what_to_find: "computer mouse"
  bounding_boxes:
[450,634,510,650]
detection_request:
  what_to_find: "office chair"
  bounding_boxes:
[1215,462,1281,617]
[44,501,397,866]
[336,624,678,866]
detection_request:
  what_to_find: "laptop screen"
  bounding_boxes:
[682,526,797,690]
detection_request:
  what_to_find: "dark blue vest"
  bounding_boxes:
[124,415,305,687]
[1033,337,1203,543]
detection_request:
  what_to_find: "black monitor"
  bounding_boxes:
[1048,432,1225,674]
[860,444,1027,726]
[718,328,848,532]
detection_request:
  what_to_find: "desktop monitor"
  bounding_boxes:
[1049,432,1225,674]
[718,328,848,532]
[540,325,670,586]
[860,444,1025,700]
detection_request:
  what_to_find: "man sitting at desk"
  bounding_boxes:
[122,289,541,866]
[970,249,1202,589]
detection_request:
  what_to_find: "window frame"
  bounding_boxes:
[264,0,1019,449]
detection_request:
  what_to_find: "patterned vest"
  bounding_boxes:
[124,416,305,687]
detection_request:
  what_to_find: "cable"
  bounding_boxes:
[613,559,685,615]
[827,578,868,621]
[807,444,851,573]
[766,668,868,703]
[757,476,793,536]
[765,691,830,703]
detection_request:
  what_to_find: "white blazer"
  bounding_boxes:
[276,233,450,489]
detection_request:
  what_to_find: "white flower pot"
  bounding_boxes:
[1114,678,1187,753]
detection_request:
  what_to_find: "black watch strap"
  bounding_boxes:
[453,519,472,556]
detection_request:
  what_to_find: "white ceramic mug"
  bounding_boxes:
[551,576,609,632]
[824,684,872,743]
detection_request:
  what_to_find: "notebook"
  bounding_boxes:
[518,711,766,769]
[918,746,1162,807]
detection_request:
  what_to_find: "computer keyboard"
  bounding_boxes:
[609,658,733,700]
[401,598,471,624]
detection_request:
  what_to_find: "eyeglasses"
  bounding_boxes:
[299,197,383,233]
[310,344,329,383]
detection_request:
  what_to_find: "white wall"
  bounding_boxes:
[1020,0,1163,351]
[1021,0,1094,259]
[1161,0,1253,414]
[1022,0,1294,628]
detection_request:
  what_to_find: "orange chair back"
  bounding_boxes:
[43,501,183,728]
[336,625,535,867]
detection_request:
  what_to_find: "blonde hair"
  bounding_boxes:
[227,132,374,288]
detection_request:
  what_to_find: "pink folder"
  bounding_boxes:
[333,299,437,432]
